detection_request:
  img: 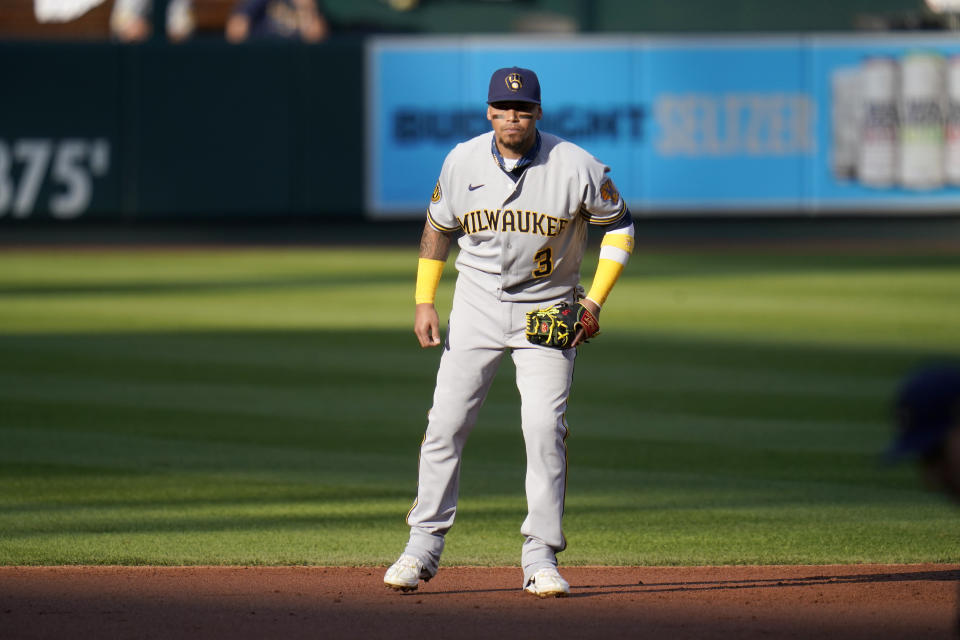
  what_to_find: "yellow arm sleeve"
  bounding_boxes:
[585,258,625,307]
[415,258,445,305]
[585,230,634,306]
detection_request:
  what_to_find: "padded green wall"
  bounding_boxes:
[0,39,365,221]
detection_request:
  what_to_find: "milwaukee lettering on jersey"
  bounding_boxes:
[456,209,569,236]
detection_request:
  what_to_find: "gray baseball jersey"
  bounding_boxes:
[426,130,627,302]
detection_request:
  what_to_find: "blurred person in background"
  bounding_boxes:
[886,364,960,640]
[887,364,960,499]
[110,0,194,42]
[225,0,328,43]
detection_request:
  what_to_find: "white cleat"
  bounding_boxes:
[524,567,570,598]
[384,554,429,592]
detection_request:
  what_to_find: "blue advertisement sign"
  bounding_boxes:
[367,39,638,214]
[366,35,960,217]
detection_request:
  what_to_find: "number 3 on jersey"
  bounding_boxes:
[532,247,553,278]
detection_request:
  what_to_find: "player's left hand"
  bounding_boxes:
[570,298,600,347]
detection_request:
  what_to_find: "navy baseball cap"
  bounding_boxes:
[487,67,541,105]
[886,364,960,461]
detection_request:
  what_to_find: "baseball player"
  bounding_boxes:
[886,365,960,633]
[384,67,634,597]
[887,364,960,499]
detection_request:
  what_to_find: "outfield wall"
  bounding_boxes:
[0,39,365,222]
[3,34,960,222]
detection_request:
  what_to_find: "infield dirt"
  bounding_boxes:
[1,564,957,639]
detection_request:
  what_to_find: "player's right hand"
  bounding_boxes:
[570,298,601,347]
[414,303,442,348]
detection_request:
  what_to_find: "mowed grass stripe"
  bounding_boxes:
[0,247,958,565]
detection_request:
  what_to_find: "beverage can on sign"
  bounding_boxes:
[831,66,862,181]
[858,57,898,188]
[898,51,945,191]
[944,55,960,185]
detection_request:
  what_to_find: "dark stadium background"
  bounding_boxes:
[1,0,958,247]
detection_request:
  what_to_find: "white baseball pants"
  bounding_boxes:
[403,274,577,586]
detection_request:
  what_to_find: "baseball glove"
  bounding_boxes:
[525,302,600,349]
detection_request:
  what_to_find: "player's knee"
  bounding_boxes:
[521,414,568,443]
[422,426,469,455]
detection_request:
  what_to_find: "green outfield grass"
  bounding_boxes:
[1,246,959,566]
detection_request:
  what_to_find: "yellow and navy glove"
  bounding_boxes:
[525,302,600,349]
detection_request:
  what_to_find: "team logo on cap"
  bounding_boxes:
[431,181,442,203]
[599,178,620,205]
[505,73,523,92]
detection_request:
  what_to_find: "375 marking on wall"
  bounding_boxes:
[0,138,110,219]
